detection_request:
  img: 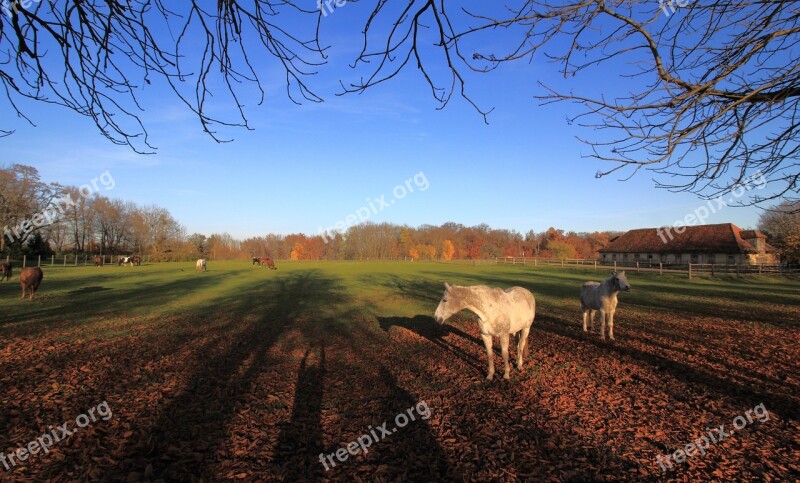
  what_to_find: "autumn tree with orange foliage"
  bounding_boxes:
[441,240,455,261]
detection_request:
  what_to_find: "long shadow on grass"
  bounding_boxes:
[113,268,455,480]
[358,273,444,304]
[535,314,800,421]
[273,346,326,479]
[117,270,346,480]
[354,366,454,479]
[0,271,229,332]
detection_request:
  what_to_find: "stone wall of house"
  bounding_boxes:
[599,252,752,265]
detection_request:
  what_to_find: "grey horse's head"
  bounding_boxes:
[434,282,457,324]
[612,271,631,292]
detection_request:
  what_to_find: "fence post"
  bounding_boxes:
[688,264,692,279]
[37,255,41,267]
[613,261,617,271]
[51,255,55,266]
[63,255,66,267]
[74,254,78,266]
[659,262,663,276]
[561,259,564,268]
[594,260,597,271]
[711,264,714,276]
[22,255,26,268]
[759,264,762,275]
[636,261,640,273]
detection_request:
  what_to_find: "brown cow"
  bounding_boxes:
[260,257,277,270]
[20,267,43,300]
[0,262,11,281]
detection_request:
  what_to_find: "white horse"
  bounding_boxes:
[434,283,536,380]
[196,258,207,272]
[580,271,631,341]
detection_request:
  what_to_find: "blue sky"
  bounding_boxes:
[0,3,775,239]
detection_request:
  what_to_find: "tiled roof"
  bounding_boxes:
[599,223,771,254]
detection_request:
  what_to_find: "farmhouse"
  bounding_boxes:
[599,223,776,266]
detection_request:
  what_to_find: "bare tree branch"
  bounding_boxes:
[0,0,325,152]
[342,0,800,207]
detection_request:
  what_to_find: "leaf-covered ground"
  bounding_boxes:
[0,261,798,481]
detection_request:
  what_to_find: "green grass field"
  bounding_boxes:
[1,261,798,480]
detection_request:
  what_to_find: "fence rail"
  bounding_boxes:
[493,256,799,278]
[1,254,149,268]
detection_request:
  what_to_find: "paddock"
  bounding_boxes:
[0,261,797,481]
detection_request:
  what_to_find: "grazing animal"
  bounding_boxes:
[580,271,631,341]
[0,262,12,281]
[260,257,277,270]
[118,256,134,267]
[196,258,207,272]
[434,283,536,380]
[20,267,43,300]
[94,256,103,267]
[132,255,141,266]
[252,257,261,266]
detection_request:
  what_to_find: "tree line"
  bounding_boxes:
[3,163,798,263]
[1,164,185,260]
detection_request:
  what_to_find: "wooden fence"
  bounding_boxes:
[493,256,799,278]
[2,254,149,268]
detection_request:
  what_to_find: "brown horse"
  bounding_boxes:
[94,256,103,267]
[20,267,43,300]
[260,257,277,270]
[0,262,11,281]
[132,255,141,266]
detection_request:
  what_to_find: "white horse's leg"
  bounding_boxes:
[582,308,589,332]
[608,310,615,341]
[500,333,511,380]
[599,309,607,340]
[481,333,495,380]
[516,327,530,369]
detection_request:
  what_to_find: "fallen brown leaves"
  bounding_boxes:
[0,297,798,481]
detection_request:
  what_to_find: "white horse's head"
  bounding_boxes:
[612,271,631,292]
[434,282,458,324]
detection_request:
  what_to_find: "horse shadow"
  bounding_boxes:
[378,315,508,377]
